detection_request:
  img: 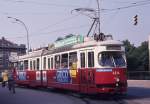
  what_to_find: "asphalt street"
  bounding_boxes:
[0,80,150,104]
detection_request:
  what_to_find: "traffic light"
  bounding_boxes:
[134,15,138,25]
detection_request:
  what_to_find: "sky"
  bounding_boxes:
[0,0,150,49]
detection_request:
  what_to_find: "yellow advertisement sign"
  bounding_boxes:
[70,70,77,78]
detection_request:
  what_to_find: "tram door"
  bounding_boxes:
[79,50,95,93]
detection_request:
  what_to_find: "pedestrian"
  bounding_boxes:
[8,70,15,94]
[1,70,8,87]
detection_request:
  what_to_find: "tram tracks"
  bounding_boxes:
[69,93,129,104]
[68,93,91,104]
[112,95,142,104]
[16,86,140,104]
[113,97,127,104]
[68,93,127,104]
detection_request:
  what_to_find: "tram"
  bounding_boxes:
[13,34,127,94]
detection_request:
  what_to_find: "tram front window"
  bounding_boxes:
[98,52,126,67]
[113,53,126,67]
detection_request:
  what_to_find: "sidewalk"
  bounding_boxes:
[128,80,150,88]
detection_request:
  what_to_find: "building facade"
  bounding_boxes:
[0,37,26,71]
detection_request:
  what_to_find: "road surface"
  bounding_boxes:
[0,80,150,104]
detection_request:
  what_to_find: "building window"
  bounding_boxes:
[88,52,94,67]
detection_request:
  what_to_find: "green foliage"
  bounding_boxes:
[123,40,149,71]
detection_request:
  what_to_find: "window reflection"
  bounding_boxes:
[99,52,126,67]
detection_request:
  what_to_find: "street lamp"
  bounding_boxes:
[8,16,30,54]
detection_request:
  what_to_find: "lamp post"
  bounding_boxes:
[8,16,30,54]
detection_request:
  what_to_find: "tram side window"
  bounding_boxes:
[21,61,24,70]
[37,58,40,70]
[43,57,46,69]
[13,62,18,69]
[51,57,53,69]
[30,61,32,70]
[55,55,60,69]
[88,52,94,67]
[69,52,77,68]
[24,60,28,70]
[61,53,68,68]
[48,58,50,69]
[33,60,36,70]
[19,61,23,70]
[80,53,85,68]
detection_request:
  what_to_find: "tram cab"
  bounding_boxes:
[94,40,127,93]
[72,35,127,94]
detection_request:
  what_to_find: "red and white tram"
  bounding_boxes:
[13,35,127,94]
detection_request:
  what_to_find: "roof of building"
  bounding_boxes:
[0,37,26,49]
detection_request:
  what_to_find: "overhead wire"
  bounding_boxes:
[4,0,150,40]
[0,0,80,15]
[34,14,80,33]
[1,0,81,8]
[109,0,150,4]
[6,24,89,39]
[37,24,89,35]
[131,0,150,4]
[1,0,85,36]
[102,0,150,12]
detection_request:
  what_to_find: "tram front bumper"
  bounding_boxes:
[96,86,127,94]
[96,82,127,94]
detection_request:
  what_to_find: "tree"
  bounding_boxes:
[136,41,149,71]
[123,40,137,71]
[123,40,149,72]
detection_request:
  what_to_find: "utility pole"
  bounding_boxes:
[96,0,101,34]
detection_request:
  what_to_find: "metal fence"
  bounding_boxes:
[127,71,150,80]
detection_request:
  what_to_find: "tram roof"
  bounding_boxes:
[43,39,123,55]
[18,49,47,60]
[17,37,123,60]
